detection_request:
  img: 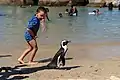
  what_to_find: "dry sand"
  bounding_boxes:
[1,42,120,80]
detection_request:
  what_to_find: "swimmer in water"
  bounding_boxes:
[59,13,63,18]
[91,9,101,15]
[65,9,69,14]
[96,9,101,15]
[69,5,78,16]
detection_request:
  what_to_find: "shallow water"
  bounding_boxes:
[1,6,120,55]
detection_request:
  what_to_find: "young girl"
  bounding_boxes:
[18,6,46,65]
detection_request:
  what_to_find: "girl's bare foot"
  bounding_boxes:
[18,59,25,64]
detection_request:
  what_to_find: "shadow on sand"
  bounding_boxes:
[0,65,80,80]
[19,65,81,73]
[0,64,28,80]
[0,54,12,58]
[37,57,73,63]
[0,57,78,80]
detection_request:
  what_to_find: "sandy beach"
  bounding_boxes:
[1,42,120,80]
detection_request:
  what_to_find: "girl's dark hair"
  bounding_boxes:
[36,6,46,13]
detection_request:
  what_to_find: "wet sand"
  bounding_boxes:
[1,42,120,80]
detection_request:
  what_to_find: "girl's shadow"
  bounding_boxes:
[19,65,81,74]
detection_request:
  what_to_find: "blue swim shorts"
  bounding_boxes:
[24,31,33,42]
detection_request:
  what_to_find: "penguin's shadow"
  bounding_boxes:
[37,57,73,63]
[18,65,81,75]
[54,66,81,70]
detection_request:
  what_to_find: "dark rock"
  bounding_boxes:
[0,0,89,6]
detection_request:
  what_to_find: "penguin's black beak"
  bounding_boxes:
[67,40,71,43]
[61,40,71,46]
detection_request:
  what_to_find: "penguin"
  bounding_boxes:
[47,39,71,68]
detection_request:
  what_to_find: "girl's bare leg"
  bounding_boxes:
[28,39,38,64]
[18,42,33,64]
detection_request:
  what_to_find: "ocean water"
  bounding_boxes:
[1,6,120,52]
